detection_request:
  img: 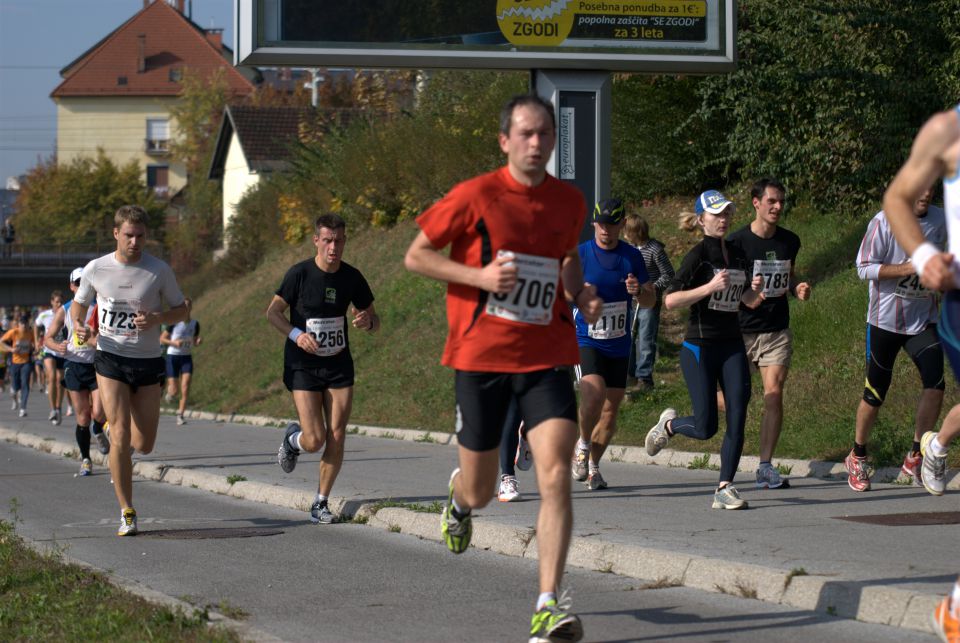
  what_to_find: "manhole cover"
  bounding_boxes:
[139,527,284,539]
[834,511,960,526]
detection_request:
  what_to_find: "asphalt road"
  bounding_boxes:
[1,440,933,642]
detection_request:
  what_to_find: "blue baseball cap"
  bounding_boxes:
[695,190,733,216]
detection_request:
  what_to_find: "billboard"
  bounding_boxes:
[236,0,736,73]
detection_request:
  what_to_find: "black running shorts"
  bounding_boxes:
[576,346,629,389]
[64,360,97,392]
[283,362,354,392]
[454,367,577,452]
[94,350,165,392]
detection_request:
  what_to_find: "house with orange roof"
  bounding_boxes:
[50,0,255,201]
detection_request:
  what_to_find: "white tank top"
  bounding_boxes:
[944,106,960,261]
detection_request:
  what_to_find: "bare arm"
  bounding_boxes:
[266,294,320,355]
[884,110,959,290]
[404,230,517,294]
[43,307,68,354]
[560,248,602,324]
[71,302,90,343]
[138,303,187,332]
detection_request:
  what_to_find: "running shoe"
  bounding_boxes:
[645,408,677,456]
[176,413,186,426]
[79,458,92,476]
[498,474,521,502]
[48,409,57,423]
[18,409,26,418]
[844,451,871,492]
[117,508,138,536]
[277,422,301,473]
[529,599,584,643]
[900,450,923,486]
[310,500,335,524]
[163,392,174,403]
[94,430,110,455]
[571,446,589,481]
[920,431,947,496]
[756,464,784,489]
[10,397,17,410]
[515,424,533,471]
[441,468,471,554]
[712,484,748,509]
[587,469,608,490]
[932,595,959,643]
[65,404,73,417]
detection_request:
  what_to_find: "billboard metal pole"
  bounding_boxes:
[534,71,612,242]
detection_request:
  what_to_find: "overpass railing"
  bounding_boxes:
[0,242,165,267]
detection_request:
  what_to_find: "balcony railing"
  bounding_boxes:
[145,138,170,155]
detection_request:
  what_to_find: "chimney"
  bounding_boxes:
[205,28,223,50]
[137,35,146,73]
[143,0,150,8]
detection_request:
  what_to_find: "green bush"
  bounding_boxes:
[220,179,285,276]
[694,0,956,212]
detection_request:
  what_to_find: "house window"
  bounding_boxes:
[147,165,170,199]
[117,76,128,85]
[169,68,182,82]
[145,118,170,154]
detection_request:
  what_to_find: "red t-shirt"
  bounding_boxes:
[416,166,586,372]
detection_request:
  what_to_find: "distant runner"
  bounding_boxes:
[161,297,201,426]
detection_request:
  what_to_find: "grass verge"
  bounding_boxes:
[0,520,239,642]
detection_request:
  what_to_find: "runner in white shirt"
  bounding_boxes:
[160,298,201,426]
[846,191,946,492]
[72,205,186,536]
[44,268,109,476]
[36,291,68,425]
[882,103,960,643]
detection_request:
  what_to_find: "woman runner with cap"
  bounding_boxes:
[644,190,765,509]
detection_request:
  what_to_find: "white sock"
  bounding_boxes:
[588,461,599,474]
[536,592,556,611]
[950,581,960,618]
[931,436,948,458]
[315,493,327,506]
[577,438,591,451]
[289,431,303,451]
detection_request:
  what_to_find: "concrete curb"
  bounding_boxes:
[164,408,960,490]
[2,425,942,636]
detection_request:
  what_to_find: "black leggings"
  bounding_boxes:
[671,338,751,483]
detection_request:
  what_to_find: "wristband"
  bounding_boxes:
[911,242,938,277]
[288,328,303,343]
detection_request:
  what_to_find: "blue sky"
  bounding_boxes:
[0,0,234,182]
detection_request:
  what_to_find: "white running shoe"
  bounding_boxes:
[515,424,533,471]
[18,409,26,418]
[645,408,677,456]
[117,508,138,536]
[920,431,947,496]
[10,398,17,411]
[498,475,521,502]
[176,413,186,426]
[571,446,589,481]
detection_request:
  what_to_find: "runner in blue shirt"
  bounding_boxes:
[572,199,655,489]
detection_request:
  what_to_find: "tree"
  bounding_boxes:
[15,151,162,246]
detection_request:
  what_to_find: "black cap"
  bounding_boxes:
[593,198,625,225]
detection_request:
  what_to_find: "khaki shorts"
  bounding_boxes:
[743,329,793,368]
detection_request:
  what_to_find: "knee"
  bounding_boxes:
[297,429,324,453]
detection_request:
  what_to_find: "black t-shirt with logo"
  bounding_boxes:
[727,225,801,333]
[666,235,751,341]
[275,258,374,370]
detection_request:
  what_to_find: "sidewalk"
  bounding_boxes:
[1,400,956,637]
